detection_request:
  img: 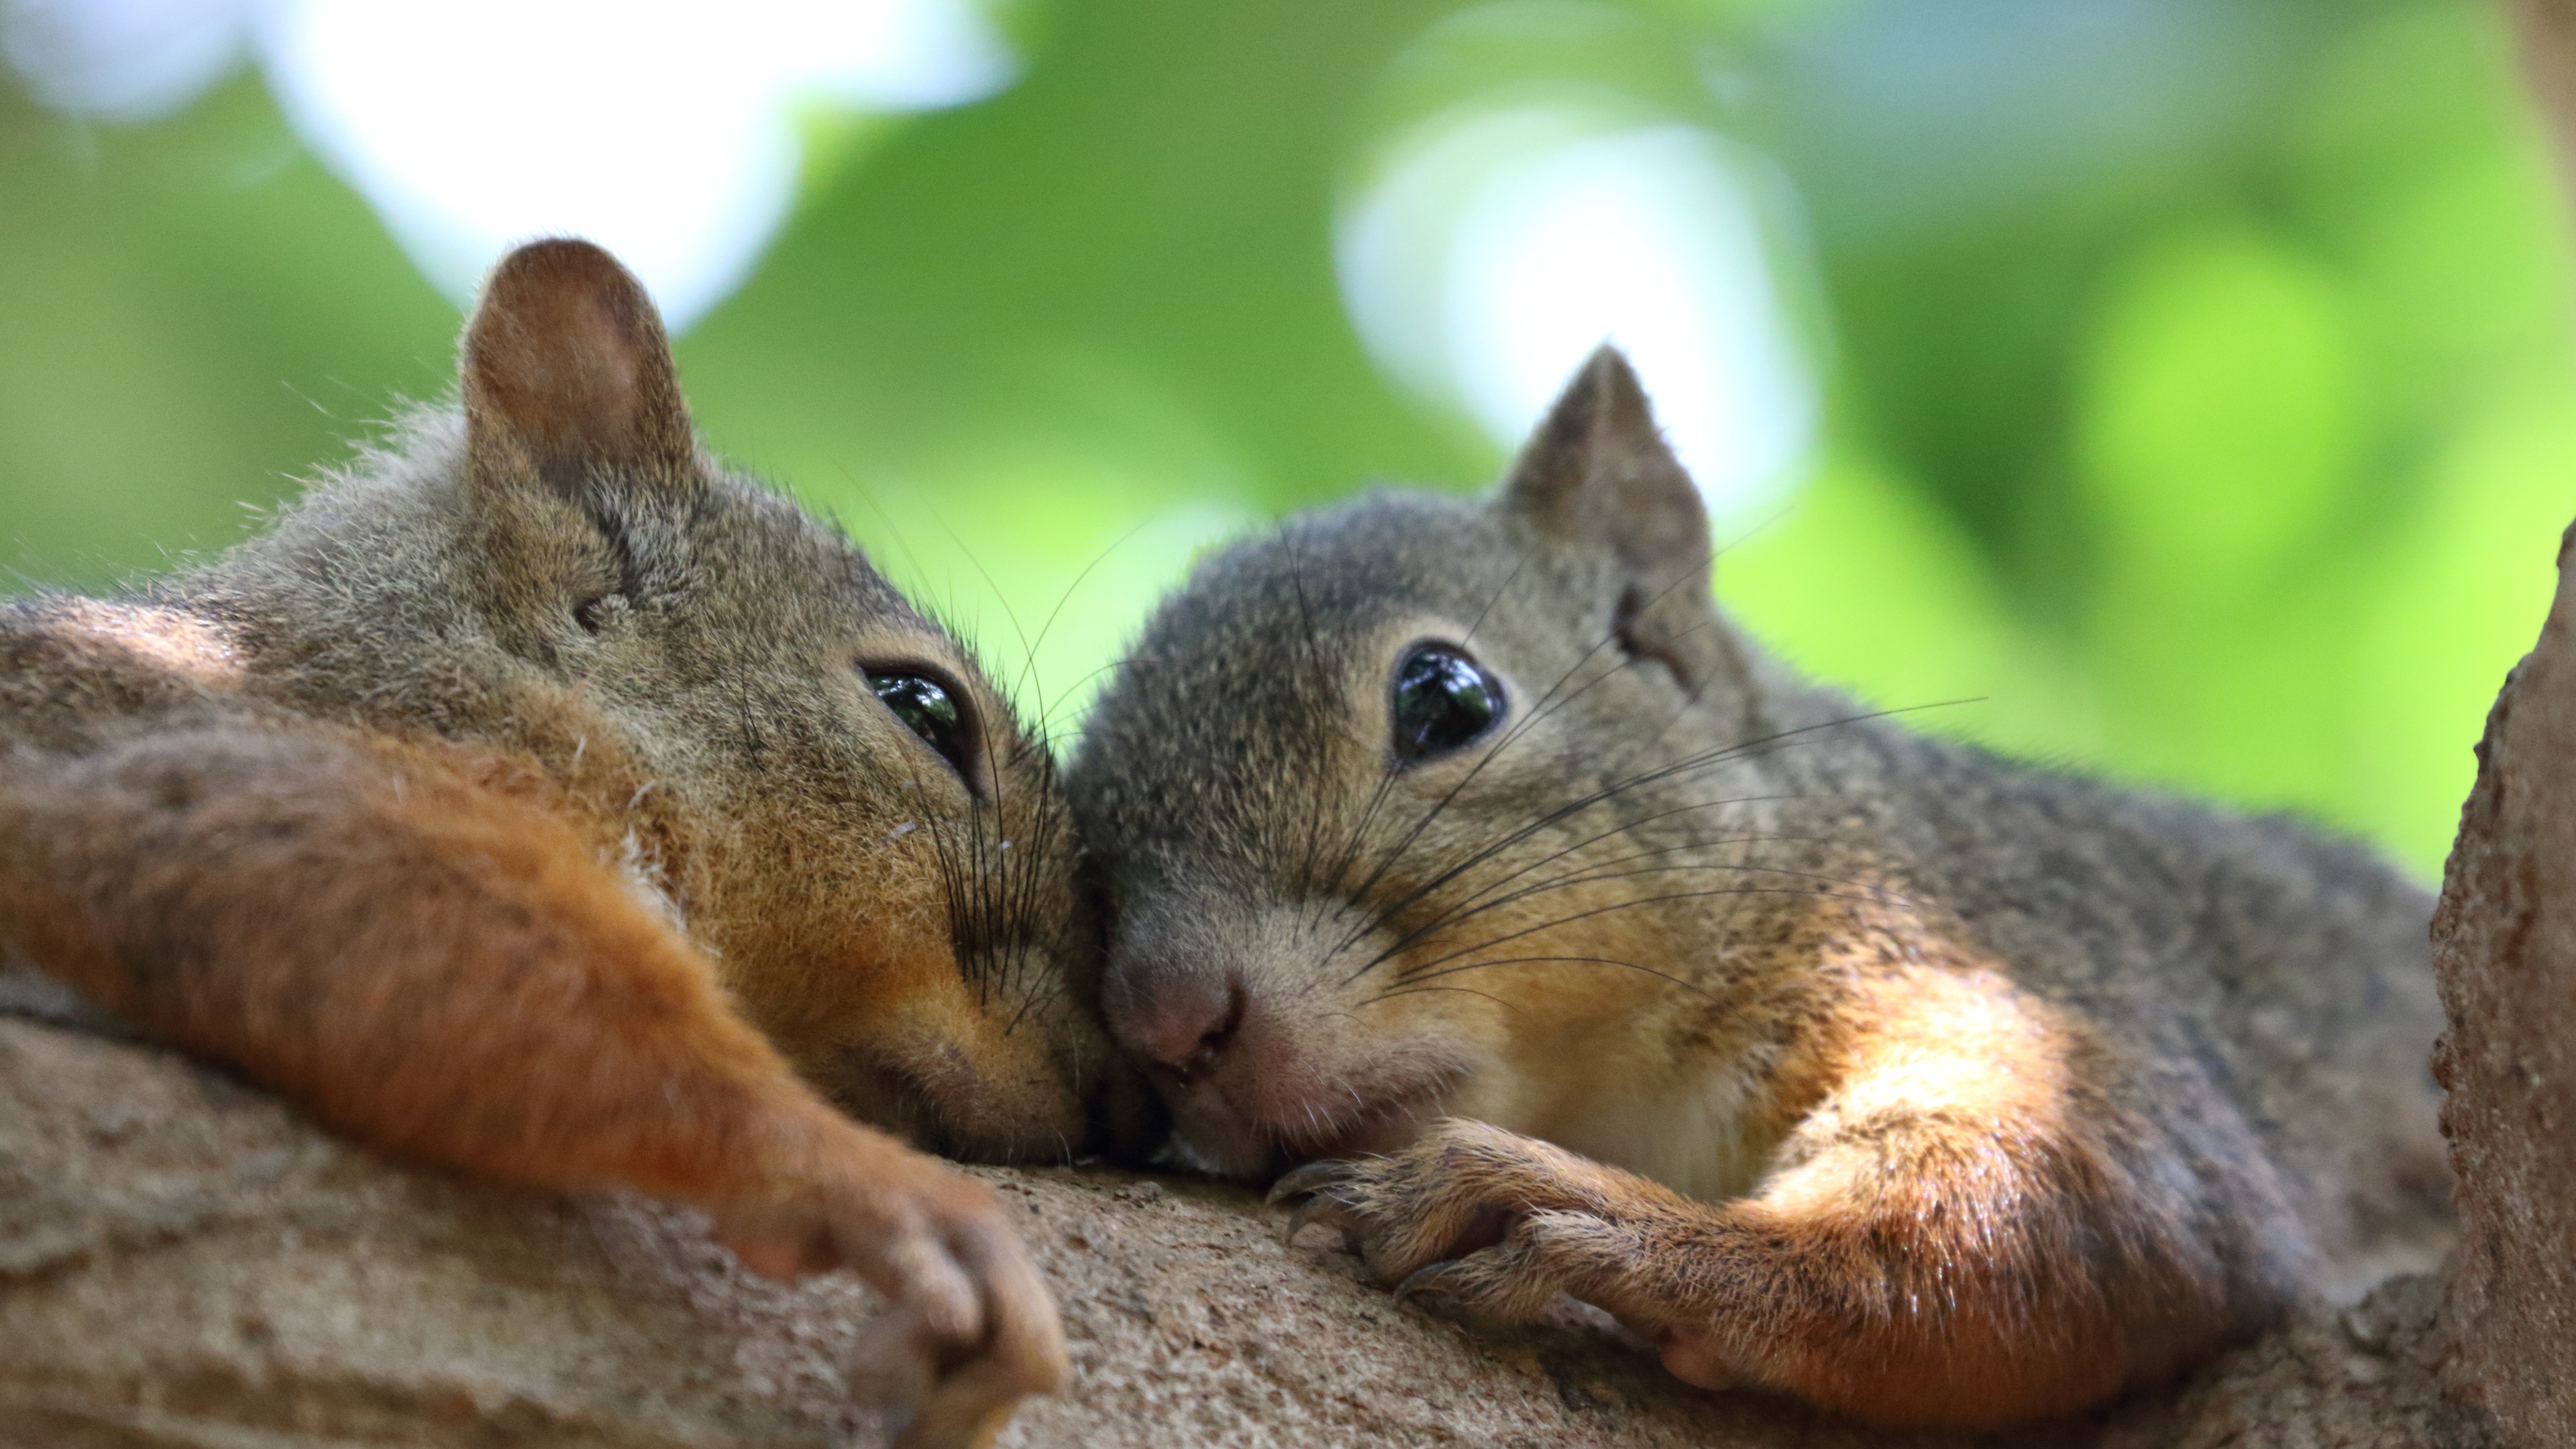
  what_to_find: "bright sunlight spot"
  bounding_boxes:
[3,0,248,121]
[1338,102,1820,515]
[3,0,1016,327]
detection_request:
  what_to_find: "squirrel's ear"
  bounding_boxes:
[460,239,696,498]
[1500,346,1707,569]
[1499,347,1724,688]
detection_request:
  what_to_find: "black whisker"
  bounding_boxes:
[1325,547,1750,955]
[1012,520,1150,710]
[1365,833,1829,969]
[1326,607,1649,956]
[1391,883,1892,983]
[1366,953,1715,1003]
[1355,983,1515,1010]
[1358,799,1803,962]
[1371,859,1903,977]
[1330,704,1963,986]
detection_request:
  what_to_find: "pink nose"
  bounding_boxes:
[1116,971,1246,1086]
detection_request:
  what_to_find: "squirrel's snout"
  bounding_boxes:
[1099,901,1467,1178]
[1114,967,1247,1086]
[1105,955,1281,1176]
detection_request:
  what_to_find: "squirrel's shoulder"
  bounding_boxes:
[1790,711,2434,1016]
[1844,718,2425,912]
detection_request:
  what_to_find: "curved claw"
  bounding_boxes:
[1392,1258,1464,1307]
[1279,1191,1357,1250]
[1267,1159,1355,1208]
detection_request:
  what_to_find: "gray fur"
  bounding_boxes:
[1069,366,2448,1325]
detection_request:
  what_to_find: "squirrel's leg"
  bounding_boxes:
[0,728,1060,1449]
[1275,981,2267,1429]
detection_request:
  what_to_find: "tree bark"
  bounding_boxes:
[2429,524,2576,1449]
[0,1009,2487,1449]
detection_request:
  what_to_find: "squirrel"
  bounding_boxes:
[0,239,1141,1449]
[1063,347,2454,1428]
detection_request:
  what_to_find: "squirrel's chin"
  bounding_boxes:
[1150,1087,1281,1179]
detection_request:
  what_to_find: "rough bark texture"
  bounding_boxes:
[2428,523,2576,1449]
[0,1013,2489,1449]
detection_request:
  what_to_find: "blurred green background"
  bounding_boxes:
[3,0,2571,876]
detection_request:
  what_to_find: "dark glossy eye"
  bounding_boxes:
[1390,643,1505,763]
[867,669,975,780]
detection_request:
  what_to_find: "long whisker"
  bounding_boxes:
[1311,545,1539,909]
[1328,547,1747,952]
[1012,519,1150,709]
[1327,614,1648,955]
[1460,549,1531,650]
[1001,741,1072,1028]
[930,513,1039,699]
[1331,704,1963,987]
[1280,533,1343,907]
[1364,799,1801,955]
[914,753,982,1002]
[1354,983,1513,1010]
[1459,835,1856,907]
[1393,883,1891,983]
[1313,750,1405,908]
[1374,860,1901,977]
[1366,953,1715,1003]
[1384,829,1841,954]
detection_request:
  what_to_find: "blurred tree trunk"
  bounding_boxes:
[2508,0,2576,204]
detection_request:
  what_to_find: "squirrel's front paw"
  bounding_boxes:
[714,1118,1064,1449]
[1267,1118,1631,1325]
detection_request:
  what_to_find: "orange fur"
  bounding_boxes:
[8,728,805,1198]
[1281,900,2237,1428]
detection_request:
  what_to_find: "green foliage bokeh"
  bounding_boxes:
[2,0,2569,876]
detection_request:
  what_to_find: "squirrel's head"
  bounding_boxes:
[321,239,1148,1164]
[1069,348,1776,1177]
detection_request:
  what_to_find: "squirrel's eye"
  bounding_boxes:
[866,669,975,780]
[1390,643,1505,763]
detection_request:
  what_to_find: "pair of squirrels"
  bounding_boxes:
[5,240,2448,1440]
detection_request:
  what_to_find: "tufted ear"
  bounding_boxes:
[1499,346,1723,689]
[460,239,697,498]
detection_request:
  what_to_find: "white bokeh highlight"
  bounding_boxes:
[3,0,1017,329]
[2,0,252,121]
[1339,105,1819,514]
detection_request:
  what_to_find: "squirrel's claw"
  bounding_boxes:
[1271,1159,1368,1250]
[1391,1258,1465,1308]
[1260,1123,1629,1326]
[1267,1158,1356,1206]
[1279,1189,1360,1251]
